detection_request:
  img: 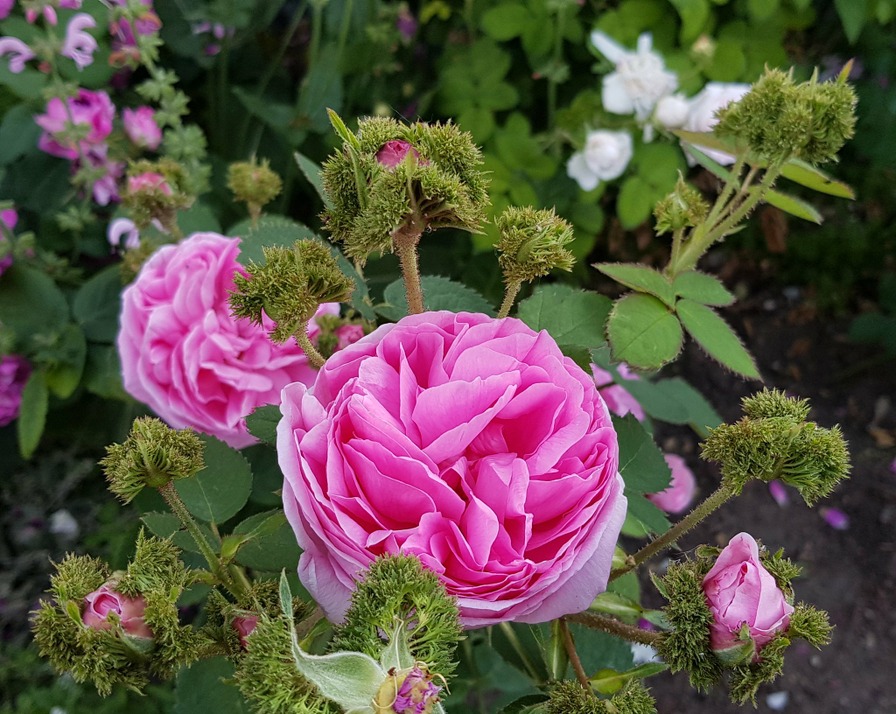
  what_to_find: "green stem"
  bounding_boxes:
[394,214,426,314]
[309,2,323,71]
[611,483,736,581]
[497,280,521,319]
[559,618,592,691]
[566,611,661,646]
[546,6,566,144]
[158,482,247,600]
[295,327,326,368]
[498,622,544,684]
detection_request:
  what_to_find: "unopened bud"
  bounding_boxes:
[227,158,283,221]
[495,205,575,284]
[654,176,709,234]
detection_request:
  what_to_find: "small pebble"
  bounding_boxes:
[766,691,789,711]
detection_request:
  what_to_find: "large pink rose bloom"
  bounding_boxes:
[279,311,626,628]
[703,532,794,661]
[119,233,337,449]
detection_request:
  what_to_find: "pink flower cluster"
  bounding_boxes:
[109,0,162,65]
[0,355,31,427]
[118,233,343,449]
[82,583,152,638]
[703,533,793,662]
[34,90,161,205]
[0,7,97,75]
[592,364,697,514]
[279,311,626,628]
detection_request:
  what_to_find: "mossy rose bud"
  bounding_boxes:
[83,583,152,638]
[374,666,442,714]
[702,533,793,664]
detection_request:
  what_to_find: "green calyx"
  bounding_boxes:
[547,680,657,714]
[228,158,283,221]
[321,114,490,264]
[715,67,857,165]
[700,389,850,504]
[653,176,710,235]
[100,417,205,503]
[330,554,462,682]
[230,239,354,344]
[495,206,575,284]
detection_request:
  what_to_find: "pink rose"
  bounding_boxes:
[82,583,152,638]
[591,363,645,421]
[703,532,794,662]
[118,233,338,449]
[122,106,162,150]
[127,171,171,195]
[279,311,626,628]
[334,322,365,350]
[647,453,696,514]
[35,89,115,160]
[232,614,258,648]
[376,140,424,168]
[0,355,31,426]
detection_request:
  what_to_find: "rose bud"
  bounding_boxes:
[702,533,793,665]
[232,614,259,649]
[375,140,424,168]
[648,453,697,514]
[82,583,152,638]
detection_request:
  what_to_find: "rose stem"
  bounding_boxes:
[566,611,661,646]
[497,279,521,319]
[610,483,736,581]
[559,618,593,691]
[295,326,325,369]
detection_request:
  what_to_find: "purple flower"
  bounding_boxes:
[108,218,141,251]
[820,507,849,531]
[0,37,36,74]
[61,13,98,70]
[392,667,441,714]
[0,0,13,21]
[396,7,418,42]
[0,355,31,427]
[768,480,790,507]
[35,89,116,159]
[1,209,17,233]
[109,0,161,65]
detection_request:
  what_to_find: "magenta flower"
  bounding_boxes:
[109,0,162,64]
[768,480,790,507]
[376,140,424,168]
[334,322,365,350]
[820,507,849,530]
[0,0,13,20]
[279,311,626,628]
[35,89,115,160]
[82,583,152,638]
[232,614,258,648]
[26,5,57,25]
[703,533,793,663]
[122,106,162,150]
[61,13,98,70]
[648,453,696,514]
[118,233,339,449]
[0,37,36,74]
[127,171,171,195]
[393,667,441,714]
[81,144,125,205]
[591,363,645,421]
[0,355,30,426]
[1,208,17,233]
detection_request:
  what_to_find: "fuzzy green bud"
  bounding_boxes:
[122,158,194,232]
[715,68,857,165]
[495,206,575,284]
[653,176,709,235]
[228,158,283,222]
[700,389,850,504]
[100,417,205,503]
[321,114,489,264]
[547,680,657,714]
[330,555,462,682]
[230,239,354,344]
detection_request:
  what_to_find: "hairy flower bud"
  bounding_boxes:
[547,679,657,713]
[83,583,153,638]
[227,158,283,221]
[654,176,709,234]
[122,158,193,231]
[100,417,205,503]
[495,205,575,284]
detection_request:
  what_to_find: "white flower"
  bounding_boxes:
[655,93,690,129]
[567,129,633,191]
[591,31,678,121]
[684,82,751,165]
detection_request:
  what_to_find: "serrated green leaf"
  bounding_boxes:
[780,159,855,199]
[676,299,760,379]
[244,444,284,506]
[175,657,249,714]
[757,187,823,223]
[141,511,219,554]
[835,0,868,42]
[614,415,672,494]
[73,265,123,343]
[245,404,280,445]
[625,491,671,535]
[175,435,253,523]
[517,284,611,348]
[229,215,320,266]
[295,151,334,210]
[43,324,87,399]
[607,294,683,369]
[234,516,300,573]
[672,270,735,306]
[377,275,495,321]
[590,662,668,695]
[481,3,531,40]
[0,265,70,339]
[222,511,288,561]
[590,591,644,620]
[615,378,689,424]
[617,176,654,229]
[650,378,722,437]
[669,0,711,41]
[16,369,47,459]
[595,263,675,306]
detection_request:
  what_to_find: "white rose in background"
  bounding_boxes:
[590,31,678,122]
[567,130,634,191]
[684,82,751,164]
[655,93,690,130]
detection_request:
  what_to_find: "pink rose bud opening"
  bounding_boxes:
[702,532,794,663]
[591,363,645,421]
[82,584,152,638]
[376,140,424,168]
[279,311,626,628]
[647,453,696,514]
[127,171,172,195]
[232,614,259,648]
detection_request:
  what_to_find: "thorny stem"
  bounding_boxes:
[559,618,592,691]
[295,327,326,369]
[566,611,662,646]
[497,280,522,319]
[610,483,736,581]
